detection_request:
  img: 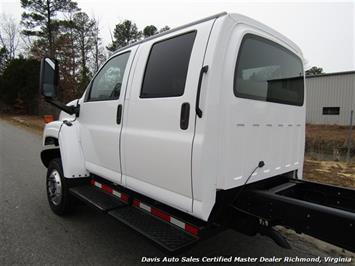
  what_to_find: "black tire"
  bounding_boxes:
[46,158,73,215]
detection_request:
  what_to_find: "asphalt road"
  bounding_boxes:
[0,119,350,265]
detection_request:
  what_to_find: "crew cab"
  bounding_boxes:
[40,12,355,253]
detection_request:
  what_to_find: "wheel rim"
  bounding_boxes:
[47,170,62,206]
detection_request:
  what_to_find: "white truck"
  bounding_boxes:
[40,12,355,253]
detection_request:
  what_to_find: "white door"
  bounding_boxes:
[121,21,214,212]
[79,48,136,184]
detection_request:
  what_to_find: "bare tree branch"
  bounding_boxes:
[0,14,20,59]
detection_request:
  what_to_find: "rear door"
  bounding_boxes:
[79,48,137,184]
[121,21,214,212]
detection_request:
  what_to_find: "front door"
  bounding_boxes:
[121,21,214,212]
[79,48,136,184]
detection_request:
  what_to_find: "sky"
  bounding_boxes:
[0,0,354,73]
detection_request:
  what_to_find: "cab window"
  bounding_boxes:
[140,31,196,98]
[234,34,304,106]
[88,52,130,101]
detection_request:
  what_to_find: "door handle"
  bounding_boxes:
[116,104,122,124]
[195,65,208,118]
[180,102,190,130]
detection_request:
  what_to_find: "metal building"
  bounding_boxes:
[306,71,355,125]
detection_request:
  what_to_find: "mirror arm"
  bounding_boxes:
[44,97,79,116]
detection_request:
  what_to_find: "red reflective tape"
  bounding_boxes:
[185,224,198,235]
[120,193,128,202]
[101,184,113,194]
[151,208,171,222]
[90,179,95,185]
[132,199,140,207]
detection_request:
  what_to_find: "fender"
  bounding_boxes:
[41,120,89,178]
[42,121,62,145]
[59,121,89,178]
[41,121,63,167]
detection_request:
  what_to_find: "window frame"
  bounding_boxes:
[139,30,197,99]
[85,50,131,102]
[233,33,305,107]
[322,107,340,115]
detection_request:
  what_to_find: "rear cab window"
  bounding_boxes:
[234,34,304,106]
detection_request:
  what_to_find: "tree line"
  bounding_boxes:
[0,0,170,114]
[0,1,323,115]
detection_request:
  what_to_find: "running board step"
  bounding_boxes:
[70,185,127,212]
[109,207,199,253]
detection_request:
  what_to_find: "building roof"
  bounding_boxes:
[306,70,355,78]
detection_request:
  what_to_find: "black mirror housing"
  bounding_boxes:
[39,57,78,116]
[40,58,59,98]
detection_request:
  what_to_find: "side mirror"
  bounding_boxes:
[40,57,58,98]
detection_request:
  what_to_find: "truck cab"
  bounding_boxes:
[40,13,355,253]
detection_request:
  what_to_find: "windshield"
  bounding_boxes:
[234,34,304,106]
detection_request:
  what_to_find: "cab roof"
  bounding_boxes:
[112,12,303,59]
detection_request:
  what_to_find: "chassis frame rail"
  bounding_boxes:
[233,177,355,252]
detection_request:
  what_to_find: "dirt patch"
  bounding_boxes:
[307,124,354,144]
[306,124,354,161]
[276,226,355,263]
[304,157,355,188]
[0,114,45,135]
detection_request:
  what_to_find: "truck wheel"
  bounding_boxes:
[46,158,72,215]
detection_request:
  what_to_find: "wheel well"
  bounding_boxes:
[41,148,61,168]
[44,136,59,146]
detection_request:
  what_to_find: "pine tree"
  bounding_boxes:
[91,18,106,73]
[143,25,157,38]
[107,20,141,52]
[71,12,95,91]
[0,46,9,74]
[159,25,170,33]
[21,0,79,57]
